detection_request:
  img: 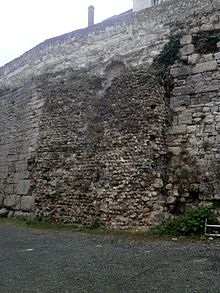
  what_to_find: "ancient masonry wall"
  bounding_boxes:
[0,81,44,217]
[0,0,217,87]
[31,69,168,227]
[0,0,220,226]
[166,29,220,210]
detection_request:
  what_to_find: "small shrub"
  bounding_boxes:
[179,205,214,236]
[88,218,101,230]
[153,204,214,236]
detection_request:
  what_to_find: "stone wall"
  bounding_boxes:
[0,81,44,218]
[0,0,220,227]
[30,68,169,227]
[166,29,220,212]
[0,0,218,87]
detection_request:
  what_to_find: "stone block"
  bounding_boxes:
[204,124,215,133]
[194,81,219,94]
[204,115,214,124]
[17,171,29,180]
[20,196,35,212]
[165,184,172,190]
[8,162,16,173]
[154,178,163,189]
[5,182,14,194]
[187,125,197,133]
[167,147,181,156]
[169,125,187,135]
[180,35,192,45]
[179,112,192,124]
[173,86,192,96]
[202,54,214,62]
[199,95,212,104]
[17,180,30,195]
[4,195,20,210]
[180,44,194,56]
[193,61,217,74]
[201,23,214,31]
[188,54,199,65]
[214,52,220,60]
[170,95,190,108]
[7,211,14,218]
[170,65,192,77]
[214,194,220,200]
[216,123,220,131]
[16,162,27,173]
[167,196,176,204]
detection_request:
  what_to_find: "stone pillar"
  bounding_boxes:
[88,5,95,27]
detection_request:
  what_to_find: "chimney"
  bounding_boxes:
[88,5,95,27]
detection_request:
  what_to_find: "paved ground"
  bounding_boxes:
[0,224,220,293]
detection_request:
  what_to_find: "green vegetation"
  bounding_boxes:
[152,205,215,237]
[87,218,101,230]
[153,35,181,85]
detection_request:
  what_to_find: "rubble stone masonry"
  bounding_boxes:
[0,0,220,227]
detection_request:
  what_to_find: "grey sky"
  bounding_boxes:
[0,0,132,67]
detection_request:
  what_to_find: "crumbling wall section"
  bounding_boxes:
[31,69,169,228]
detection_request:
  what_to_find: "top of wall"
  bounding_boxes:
[0,0,219,86]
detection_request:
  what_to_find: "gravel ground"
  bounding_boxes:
[0,223,220,293]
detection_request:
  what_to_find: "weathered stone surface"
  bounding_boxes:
[193,61,217,74]
[180,35,192,45]
[32,68,168,227]
[168,147,182,156]
[170,66,192,77]
[180,44,194,56]
[173,86,192,96]
[169,125,187,135]
[17,180,30,195]
[20,196,35,212]
[188,54,199,65]
[214,52,220,60]
[167,196,176,204]
[179,112,192,124]
[0,0,220,228]
[4,195,20,210]
[170,96,190,108]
